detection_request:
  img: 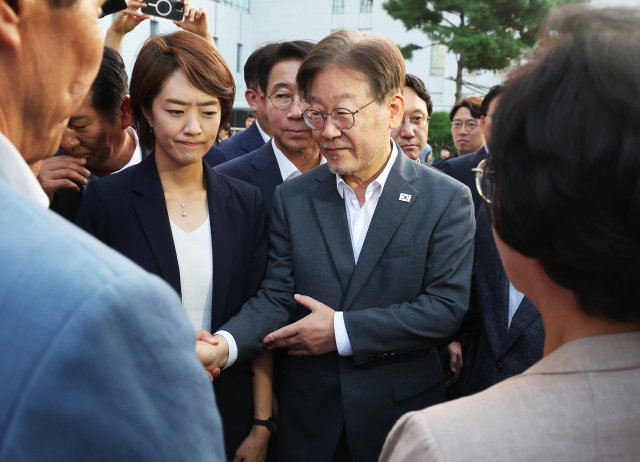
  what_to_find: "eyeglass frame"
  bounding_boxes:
[302,99,376,131]
[451,120,480,132]
[471,158,495,203]
[267,90,310,111]
[391,114,431,132]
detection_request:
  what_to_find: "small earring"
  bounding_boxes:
[150,127,153,134]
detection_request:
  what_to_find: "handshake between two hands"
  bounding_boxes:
[194,294,337,381]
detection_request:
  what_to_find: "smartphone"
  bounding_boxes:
[100,0,127,17]
[142,0,185,21]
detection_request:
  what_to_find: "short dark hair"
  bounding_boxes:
[257,41,314,95]
[489,6,640,323]
[441,145,451,152]
[88,46,128,125]
[449,96,482,121]
[404,74,433,115]
[243,43,278,92]
[480,85,502,117]
[130,31,235,150]
[297,29,405,103]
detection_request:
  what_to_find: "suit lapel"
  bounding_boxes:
[499,297,541,356]
[341,151,419,311]
[241,121,267,153]
[309,171,355,293]
[248,143,282,212]
[204,165,236,331]
[132,153,182,295]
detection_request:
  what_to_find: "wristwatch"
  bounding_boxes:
[253,417,276,431]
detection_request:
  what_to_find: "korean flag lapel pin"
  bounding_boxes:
[399,193,412,203]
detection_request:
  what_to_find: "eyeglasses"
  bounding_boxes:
[451,120,479,132]
[392,114,430,132]
[471,158,494,203]
[268,90,310,111]
[302,100,375,130]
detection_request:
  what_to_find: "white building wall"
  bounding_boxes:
[100,0,503,113]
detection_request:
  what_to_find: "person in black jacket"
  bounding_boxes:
[76,32,273,462]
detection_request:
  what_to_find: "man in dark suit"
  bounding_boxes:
[439,86,501,216]
[215,41,324,214]
[37,47,143,222]
[202,30,475,462]
[210,44,277,162]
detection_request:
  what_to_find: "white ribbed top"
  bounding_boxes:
[169,216,213,331]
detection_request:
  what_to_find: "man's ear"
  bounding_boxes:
[0,0,22,51]
[245,89,259,111]
[388,92,405,130]
[480,114,487,132]
[120,95,132,129]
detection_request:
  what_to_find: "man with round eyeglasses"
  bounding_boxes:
[446,96,485,161]
[203,29,475,462]
[389,74,432,163]
[215,40,324,215]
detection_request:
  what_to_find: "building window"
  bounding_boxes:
[236,44,243,73]
[360,0,373,13]
[431,93,443,105]
[150,19,158,36]
[332,0,344,14]
[221,0,249,13]
[430,44,447,76]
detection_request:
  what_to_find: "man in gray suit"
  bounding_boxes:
[0,0,224,460]
[201,30,475,462]
[381,7,640,461]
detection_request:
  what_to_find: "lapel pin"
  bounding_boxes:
[399,193,412,203]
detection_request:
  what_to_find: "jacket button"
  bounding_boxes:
[495,362,504,374]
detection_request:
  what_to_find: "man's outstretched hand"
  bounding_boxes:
[174,1,216,48]
[195,330,229,381]
[104,1,150,52]
[264,294,337,356]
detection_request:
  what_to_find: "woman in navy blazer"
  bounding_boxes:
[76,32,273,462]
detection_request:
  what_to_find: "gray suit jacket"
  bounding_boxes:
[381,331,640,462]
[221,148,475,462]
[0,180,224,461]
[467,204,544,394]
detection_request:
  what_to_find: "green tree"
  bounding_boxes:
[427,111,454,155]
[383,0,583,101]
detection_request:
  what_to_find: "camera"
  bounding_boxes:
[142,0,185,21]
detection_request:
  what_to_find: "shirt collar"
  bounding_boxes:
[255,119,271,143]
[336,139,398,199]
[0,131,49,208]
[272,138,326,182]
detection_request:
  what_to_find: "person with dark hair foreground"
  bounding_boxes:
[202,29,474,462]
[391,74,432,163]
[76,31,273,461]
[36,46,142,222]
[0,1,224,460]
[381,7,640,461]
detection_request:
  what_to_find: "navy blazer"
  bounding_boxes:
[214,140,282,216]
[216,120,267,161]
[75,153,269,460]
[438,145,488,217]
[467,204,545,394]
[203,143,233,168]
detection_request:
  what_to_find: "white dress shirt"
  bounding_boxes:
[508,281,526,330]
[0,132,49,208]
[255,119,271,143]
[333,141,398,356]
[217,139,327,368]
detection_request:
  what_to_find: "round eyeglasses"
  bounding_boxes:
[268,90,310,111]
[302,100,375,130]
[451,120,480,132]
[392,114,430,132]
[471,158,494,203]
